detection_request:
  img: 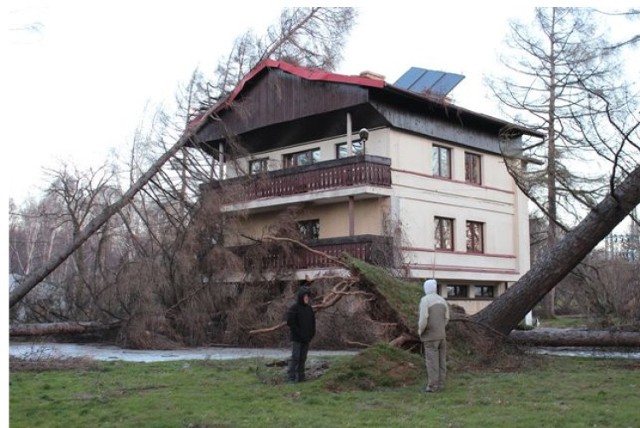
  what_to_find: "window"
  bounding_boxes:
[336,139,364,158]
[474,285,494,298]
[283,148,320,168]
[447,285,468,298]
[297,219,320,241]
[466,221,484,253]
[465,152,481,184]
[434,217,454,251]
[249,158,268,175]
[432,145,451,178]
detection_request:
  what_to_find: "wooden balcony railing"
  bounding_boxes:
[232,235,394,270]
[203,155,391,202]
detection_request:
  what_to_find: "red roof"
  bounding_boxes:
[228,59,386,103]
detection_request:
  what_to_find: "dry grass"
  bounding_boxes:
[10,354,97,372]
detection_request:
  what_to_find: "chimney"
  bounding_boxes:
[359,70,385,81]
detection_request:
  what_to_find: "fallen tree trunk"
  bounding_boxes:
[509,328,640,348]
[10,321,121,337]
[473,164,640,336]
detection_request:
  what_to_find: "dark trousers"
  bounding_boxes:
[287,341,309,382]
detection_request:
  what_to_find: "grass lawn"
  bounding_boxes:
[9,347,640,428]
[538,315,590,329]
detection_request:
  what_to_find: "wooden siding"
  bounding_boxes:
[370,94,516,155]
[197,69,371,144]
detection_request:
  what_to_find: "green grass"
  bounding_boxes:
[346,255,423,327]
[539,315,589,329]
[10,351,640,428]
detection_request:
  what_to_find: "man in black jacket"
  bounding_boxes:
[286,285,316,382]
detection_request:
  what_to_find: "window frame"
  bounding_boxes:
[336,139,364,159]
[283,148,320,168]
[466,220,484,253]
[297,219,320,241]
[434,216,454,251]
[447,285,468,298]
[465,152,482,185]
[249,158,269,175]
[474,285,495,298]
[432,145,452,179]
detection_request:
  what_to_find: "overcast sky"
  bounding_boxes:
[5,2,638,205]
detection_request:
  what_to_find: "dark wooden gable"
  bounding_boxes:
[194,68,386,151]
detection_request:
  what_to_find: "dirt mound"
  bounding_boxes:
[320,343,424,391]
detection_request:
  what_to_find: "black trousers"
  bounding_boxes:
[287,341,309,382]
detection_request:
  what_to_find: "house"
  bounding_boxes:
[189,59,542,315]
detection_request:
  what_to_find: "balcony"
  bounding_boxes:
[233,234,394,270]
[202,155,392,204]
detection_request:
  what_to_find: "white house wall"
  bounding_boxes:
[384,128,530,282]
[229,198,386,245]
[223,125,529,285]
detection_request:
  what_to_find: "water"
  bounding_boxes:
[10,342,640,363]
[530,346,640,360]
[9,342,358,363]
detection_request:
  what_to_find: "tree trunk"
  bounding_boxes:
[10,321,121,337]
[510,328,640,348]
[473,164,640,335]
[9,124,207,308]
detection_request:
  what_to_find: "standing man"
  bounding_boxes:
[418,278,450,393]
[287,285,316,383]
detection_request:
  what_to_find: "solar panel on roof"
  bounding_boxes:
[393,67,465,97]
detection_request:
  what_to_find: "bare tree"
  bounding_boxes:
[8,130,198,308]
[489,7,639,316]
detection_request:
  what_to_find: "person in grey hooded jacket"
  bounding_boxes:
[418,279,450,392]
[286,285,316,382]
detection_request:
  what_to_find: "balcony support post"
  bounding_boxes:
[349,196,355,236]
[218,141,225,179]
[346,112,353,156]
